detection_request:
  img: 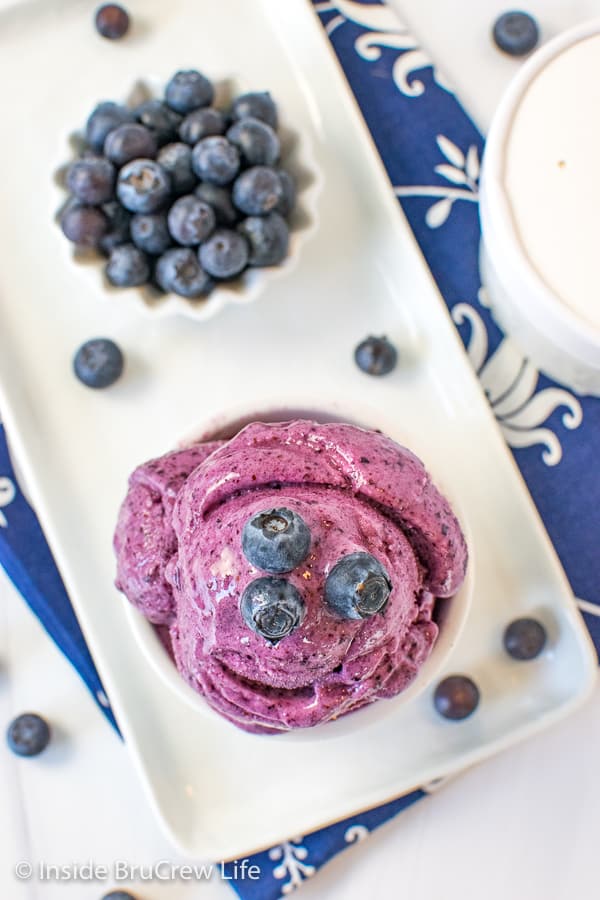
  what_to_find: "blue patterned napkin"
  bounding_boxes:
[1,1,598,896]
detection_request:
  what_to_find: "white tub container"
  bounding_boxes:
[480,20,600,396]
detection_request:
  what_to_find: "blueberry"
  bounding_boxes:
[237,212,289,266]
[242,508,310,574]
[178,107,226,145]
[135,99,182,147]
[493,11,539,56]
[241,577,305,643]
[434,675,480,720]
[354,336,398,376]
[275,169,296,218]
[60,204,108,247]
[73,338,124,388]
[167,195,215,246]
[324,552,391,620]
[232,166,283,215]
[156,142,196,195]
[85,101,135,152]
[106,243,149,286]
[165,69,214,114]
[231,91,278,129]
[191,136,240,186]
[99,202,131,255]
[117,159,171,213]
[155,247,212,298]
[130,213,171,255]
[66,157,115,205]
[503,617,547,660]
[95,4,130,39]
[103,123,157,166]
[102,892,138,900]
[6,713,51,757]
[227,117,280,166]
[194,182,238,226]
[199,229,248,278]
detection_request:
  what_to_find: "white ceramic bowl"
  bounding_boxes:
[479,20,600,396]
[124,403,474,741]
[57,76,322,321]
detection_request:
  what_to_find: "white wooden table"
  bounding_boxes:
[2,1,599,897]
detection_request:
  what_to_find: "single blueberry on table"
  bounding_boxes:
[231,91,278,129]
[275,169,296,218]
[60,204,108,247]
[195,182,238,226]
[103,123,157,166]
[354,336,398,376]
[6,713,51,757]
[325,552,391,620]
[434,675,480,720]
[106,243,150,286]
[241,577,305,643]
[134,99,182,147]
[130,212,171,255]
[99,201,131,255]
[85,101,135,152]
[102,892,138,900]
[232,166,283,216]
[168,195,215,246]
[117,159,171,213]
[227,117,280,167]
[165,69,214,114]
[155,247,213,298]
[156,142,196,195]
[503,617,547,660]
[493,11,539,56]
[73,338,124,388]
[242,508,310,574]
[191,136,240,186]
[237,212,289,266]
[95,4,130,40]
[178,107,226,146]
[66,157,115,205]
[199,229,249,279]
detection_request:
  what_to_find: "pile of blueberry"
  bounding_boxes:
[59,70,296,300]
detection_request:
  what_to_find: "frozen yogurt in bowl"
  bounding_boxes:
[115,414,471,736]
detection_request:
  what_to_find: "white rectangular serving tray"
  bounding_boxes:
[0,0,595,860]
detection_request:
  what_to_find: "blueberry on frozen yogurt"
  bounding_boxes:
[325,552,391,620]
[242,507,311,573]
[241,578,306,643]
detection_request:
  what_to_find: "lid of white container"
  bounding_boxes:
[480,19,600,381]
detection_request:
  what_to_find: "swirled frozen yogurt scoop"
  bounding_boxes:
[114,420,467,734]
